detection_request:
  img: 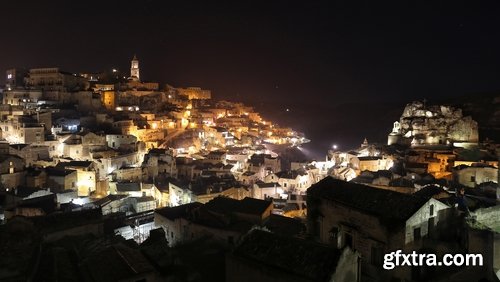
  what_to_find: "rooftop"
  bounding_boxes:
[205,197,271,216]
[155,202,203,221]
[233,230,344,281]
[116,182,141,192]
[308,177,430,224]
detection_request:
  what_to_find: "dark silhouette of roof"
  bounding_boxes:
[116,182,141,192]
[10,193,57,214]
[413,185,448,199]
[233,230,344,281]
[155,202,203,220]
[358,156,382,161]
[8,144,30,150]
[276,170,301,179]
[30,208,102,234]
[205,197,271,216]
[46,167,76,177]
[56,161,93,169]
[308,177,430,224]
[254,181,281,188]
[80,243,155,281]
[263,214,305,236]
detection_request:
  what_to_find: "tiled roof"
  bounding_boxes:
[80,243,155,281]
[155,202,203,220]
[233,230,343,281]
[308,177,429,224]
[116,182,141,192]
[263,214,305,236]
[238,197,272,215]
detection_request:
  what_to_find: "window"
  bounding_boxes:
[413,227,421,240]
[344,233,353,248]
[428,217,435,237]
[470,176,475,182]
[429,204,434,217]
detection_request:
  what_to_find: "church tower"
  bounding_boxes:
[130,55,140,81]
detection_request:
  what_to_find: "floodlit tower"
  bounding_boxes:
[130,55,140,81]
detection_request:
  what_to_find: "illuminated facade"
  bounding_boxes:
[388,101,479,147]
[26,68,89,91]
[176,87,211,100]
[102,90,116,110]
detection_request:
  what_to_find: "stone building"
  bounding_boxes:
[0,154,26,189]
[466,206,500,281]
[307,177,451,281]
[453,163,498,188]
[25,68,89,91]
[154,197,272,246]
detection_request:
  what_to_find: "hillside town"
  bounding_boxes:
[0,57,498,282]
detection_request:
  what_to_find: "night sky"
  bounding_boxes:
[2,0,500,157]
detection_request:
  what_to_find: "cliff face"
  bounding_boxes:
[390,101,478,146]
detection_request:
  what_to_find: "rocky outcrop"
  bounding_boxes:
[388,101,478,146]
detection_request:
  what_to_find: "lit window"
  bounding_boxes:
[7,74,12,79]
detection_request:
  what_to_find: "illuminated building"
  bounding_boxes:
[176,87,211,100]
[101,90,116,110]
[25,68,89,91]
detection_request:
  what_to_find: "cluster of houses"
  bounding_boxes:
[0,59,498,281]
[0,58,320,222]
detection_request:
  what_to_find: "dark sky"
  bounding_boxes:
[2,0,500,105]
[1,0,500,156]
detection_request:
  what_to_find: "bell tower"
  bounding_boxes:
[130,55,140,81]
